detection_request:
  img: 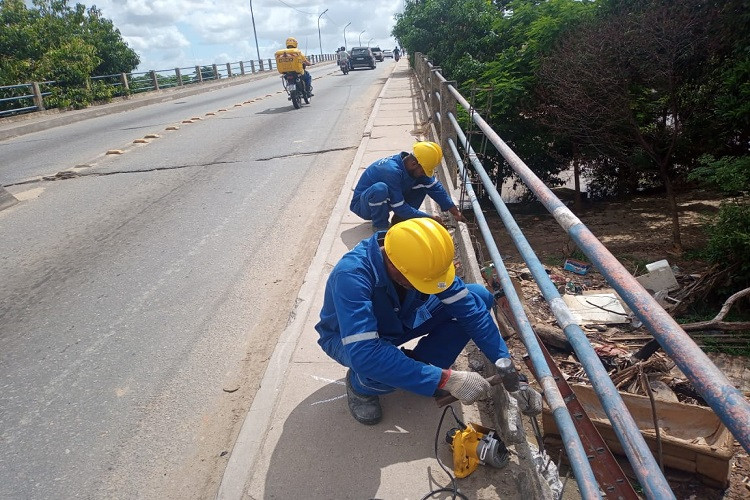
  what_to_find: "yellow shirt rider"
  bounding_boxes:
[274,37,313,96]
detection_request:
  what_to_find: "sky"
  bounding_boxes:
[88,0,406,72]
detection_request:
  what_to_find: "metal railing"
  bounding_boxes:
[413,52,750,498]
[0,54,333,118]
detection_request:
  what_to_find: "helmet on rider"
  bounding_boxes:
[384,217,455,294]
[412,141,443,176]
[286,37,298,49]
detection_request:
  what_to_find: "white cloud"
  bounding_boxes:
[89,0,405,70]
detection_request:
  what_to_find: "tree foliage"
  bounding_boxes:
[0,0,139,88]
[393,0,749,253]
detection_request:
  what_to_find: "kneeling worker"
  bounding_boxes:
[315,218,540,424]
[350,141,466,231]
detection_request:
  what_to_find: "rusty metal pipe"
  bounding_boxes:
[448,119,675,498]
[447,138,603,499]
[446,99,750,456]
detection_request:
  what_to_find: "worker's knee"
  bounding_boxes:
[364,182,389,204]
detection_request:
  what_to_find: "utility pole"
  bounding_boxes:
[249,0,261,61]
[343,22,351,50]
[317,9,328,56]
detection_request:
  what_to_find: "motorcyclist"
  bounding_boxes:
[280,37,313,97]
[393,46,400,62]
[337,47,350,71]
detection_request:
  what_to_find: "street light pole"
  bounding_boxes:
[317,9,328,57]
[368,38,374,47]
[249,0,261,62]
[359,30,366,46]
[343,22,351,51]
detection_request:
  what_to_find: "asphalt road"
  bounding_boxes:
[0,60,393,499]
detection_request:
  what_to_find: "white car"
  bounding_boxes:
[383,50,393,58]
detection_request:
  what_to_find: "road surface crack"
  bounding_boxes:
[255,145,357,161]
[4,161,242,186]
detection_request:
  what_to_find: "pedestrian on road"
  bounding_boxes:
[314,218,541,425]
[350,141,465,232]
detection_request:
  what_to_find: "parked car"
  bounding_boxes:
[370,46,384,62]
[383,50,393,58]
[350,47,376,70]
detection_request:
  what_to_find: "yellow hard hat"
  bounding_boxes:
[384,218,455,294]
[286,37,298,48]
[412,141,443,176]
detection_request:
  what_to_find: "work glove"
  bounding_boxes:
[441,369,491,405]
[510,376,543,416]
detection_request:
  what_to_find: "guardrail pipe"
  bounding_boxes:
[445,85,750,454]
[447,111,676,499]
[447,138,604,499]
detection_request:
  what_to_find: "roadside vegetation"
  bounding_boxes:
[393,0,750,327]
[0,0,139,109]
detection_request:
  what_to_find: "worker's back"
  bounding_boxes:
[275,48,305,74]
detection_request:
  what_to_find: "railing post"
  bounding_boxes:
[119,73,129,91]
[150,70,159,90]
[31,82,45,111]
[259,59,264,71]
[175,67,183,86]
[239,61,245,75]
[440,79,459,187]
[429,67,441,121]
[195,66,203,83]
[226,63,232,77]
[250,60,256,73]
[212,64,219,80]
[267,59,273,71]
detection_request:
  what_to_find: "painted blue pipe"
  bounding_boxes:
[447,114,675,499]
[446,138,604,499]
[441,87,750,456]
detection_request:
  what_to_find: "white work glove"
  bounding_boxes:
[511,378,543,416]
[442,369,491,405]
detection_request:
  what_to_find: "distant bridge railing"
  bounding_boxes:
[413,52,750,500]
[0,53,335,118]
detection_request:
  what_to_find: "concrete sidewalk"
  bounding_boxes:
[217,59,522,500]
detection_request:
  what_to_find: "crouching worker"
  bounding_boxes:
[350,141,466,232]
[315,218,540,425]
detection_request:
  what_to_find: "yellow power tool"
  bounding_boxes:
[446,422,509,478]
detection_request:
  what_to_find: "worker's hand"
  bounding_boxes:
[450,208,467,223]
[431,214,445,226]
[510,384,543,416]
[442,369,491,405]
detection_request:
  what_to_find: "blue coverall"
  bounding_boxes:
[350,153,456,229]
[315,232,510,397]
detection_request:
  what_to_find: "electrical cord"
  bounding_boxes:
[420,405,469,500]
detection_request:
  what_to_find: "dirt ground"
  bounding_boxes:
[465,188,750,499]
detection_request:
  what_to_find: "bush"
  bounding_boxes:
[706,201,750,286]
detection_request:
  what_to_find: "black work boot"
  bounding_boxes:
[345,369,382,425]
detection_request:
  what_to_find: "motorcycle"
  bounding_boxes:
[339,59,350,75]
[280,71,310,110]
[394,52,400,62]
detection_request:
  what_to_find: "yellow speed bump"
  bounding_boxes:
[166,126,179,130]
[106,149,124,155]
[144,134,160,139]
[133,138,149,144]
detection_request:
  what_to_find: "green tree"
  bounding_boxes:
[536,0,737,251]
[0,0,139,109]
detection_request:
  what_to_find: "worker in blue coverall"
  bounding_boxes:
[350,141,466,232]
[315,218,542,424]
